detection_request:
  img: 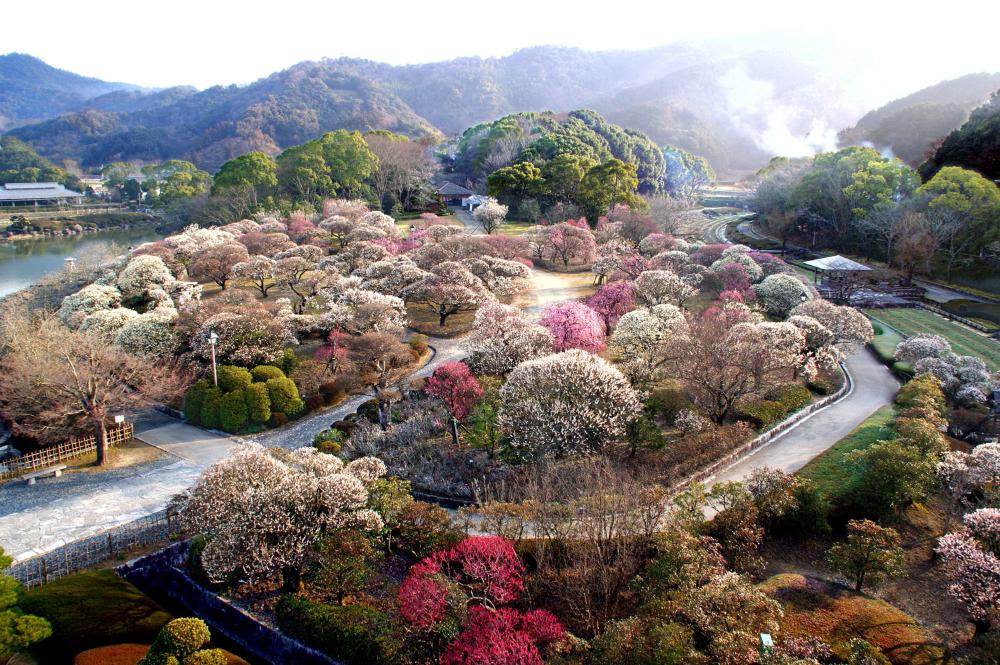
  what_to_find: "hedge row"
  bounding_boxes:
[734,384,813,429]
[183,365,304,433]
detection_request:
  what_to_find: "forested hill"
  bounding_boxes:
[920,91,1000,181]
[839,72,1000,166]
[0,53,140,130]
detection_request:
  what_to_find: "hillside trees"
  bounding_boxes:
[277,130,377,201]
[211,151,278,210]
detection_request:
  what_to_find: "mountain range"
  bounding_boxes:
[2,48,997,178]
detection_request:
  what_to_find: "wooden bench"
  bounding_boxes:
[23,464,67,485]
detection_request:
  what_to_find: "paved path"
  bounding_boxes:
[708,348,898,487]
[0,416,237,562]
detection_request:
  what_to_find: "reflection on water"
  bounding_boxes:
[0,227,163,298]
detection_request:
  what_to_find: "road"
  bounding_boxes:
[708,347,898,486]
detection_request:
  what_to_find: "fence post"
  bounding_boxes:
[41,558,47,584]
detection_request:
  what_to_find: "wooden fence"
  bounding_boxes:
[0,424,133,483]
[6,508,176,589]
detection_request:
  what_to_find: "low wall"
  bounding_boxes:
[118,544,342,665]
[670,360,853,494]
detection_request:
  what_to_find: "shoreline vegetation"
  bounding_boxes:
[0,210,161,242]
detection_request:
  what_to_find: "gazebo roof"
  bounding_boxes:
[802,255,871,272]
[436,182,476,197]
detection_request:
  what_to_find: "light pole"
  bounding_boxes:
[208,331,219,386]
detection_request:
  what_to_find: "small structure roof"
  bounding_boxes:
[802,255,871,272]
[436,181,476,197]
[0,182,83,201]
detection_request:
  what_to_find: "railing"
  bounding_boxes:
[6,508,176,589]
[0,424,133,483]
[915,302,996,334]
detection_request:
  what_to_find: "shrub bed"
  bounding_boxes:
[274,595,399,665]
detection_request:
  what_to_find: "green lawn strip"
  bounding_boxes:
[496,221,537,237]
[797,405,896,502]
[864,308,1000,372]
[864,314,906,365]
[21,570,172,659]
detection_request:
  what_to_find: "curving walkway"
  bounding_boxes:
[708,347,898,487]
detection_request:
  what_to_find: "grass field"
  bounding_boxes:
[867,319,907,366]
[864,308,1000,372]
[797,405,895,502]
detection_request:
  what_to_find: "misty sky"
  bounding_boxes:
[8,0,1000,99]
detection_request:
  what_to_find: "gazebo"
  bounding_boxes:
[801,255,871,284]
[436,182,476,206]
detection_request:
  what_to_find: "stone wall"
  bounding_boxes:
[117,543,343,665]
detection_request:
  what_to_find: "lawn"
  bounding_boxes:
[797,405,895,502]
[21,570,172,663]
[866,317,907,366]
[495,220,537,237]
[760,574,945,665]
[864,307,1000,372]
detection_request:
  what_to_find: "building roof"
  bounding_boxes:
[436,181,476,197]
[802,255,872,272]
[0,182,83,201]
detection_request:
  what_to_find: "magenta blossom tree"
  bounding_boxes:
[587,282,636,333]
[425,361,483,446]
[539,301,606,353]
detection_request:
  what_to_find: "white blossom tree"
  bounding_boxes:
[633,270,698,307]
[465,302,553,375]
[608,304,687,384]
[499,350,641,458]
[180,444,386,591]
[232,256,277,297]
[472,198,509,234]
[754,273,810,317]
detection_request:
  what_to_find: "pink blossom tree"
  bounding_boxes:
[539,301,606,353]
[937,509,1000,634]
[587,282,635,333]
[425,361,483,446]
[441,606,564,665]
[540,222,597,268]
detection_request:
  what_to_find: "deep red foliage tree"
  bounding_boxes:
[440,606,565,665]
[425,361,483,445]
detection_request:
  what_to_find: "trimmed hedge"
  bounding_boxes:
[271,348,300,376]
[274,595,398,664]
[219,390,248,434]
[216,366,253,393]
[266,377,304,417]
[735,384,812,429]
[313,429,344,455]
[243,383,271,424]
[183,380,212,425]
[251,365,285,382]
[199,387,223,430]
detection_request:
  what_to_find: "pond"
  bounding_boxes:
[0,227,163,298]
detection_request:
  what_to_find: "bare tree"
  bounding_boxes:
[0,322,187,465]
[344,333,414,429]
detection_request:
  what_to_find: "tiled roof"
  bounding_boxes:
[0,182,83,201]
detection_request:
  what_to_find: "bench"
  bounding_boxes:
[23,464,67,485]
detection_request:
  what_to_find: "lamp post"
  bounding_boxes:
[208,331,219,386]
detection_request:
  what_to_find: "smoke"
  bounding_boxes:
[860,140,895,160]
[719,63,840,158]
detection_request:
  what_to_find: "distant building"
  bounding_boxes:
[0,182,84,207]
[462,194,490,211]
[80,176,107,196]
[436,181,476,206]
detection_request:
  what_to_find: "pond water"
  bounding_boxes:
[0,227,163,298]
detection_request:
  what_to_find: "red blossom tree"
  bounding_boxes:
[587,282,635,334]
[399,536,564,664]
[539,301,606,353]
[440,606,565,665]
[717,262,751,293]
[425,361,483,446]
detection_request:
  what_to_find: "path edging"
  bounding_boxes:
[670,358,854,494]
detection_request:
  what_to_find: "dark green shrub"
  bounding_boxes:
[734,399,787,428]
[589,617,694,665]
[357,399,380,423]
[313,429,344,455]
[771,479,831,536]
[267,377,304,416]
[892,361,915,380]
[269,412,288,427]
[183,380,211,425]
[645,385,689,422]
[271,348,300,376]
[251,365,285,382]
[766,384,812,411]
[219,390,248,433]
[396,501,463,557]
[808,371,843,395]
[216,365,253,393]
[274,595,399,664]
[199,387,222,430]
[332,419,356,437]
[243,382,271,424]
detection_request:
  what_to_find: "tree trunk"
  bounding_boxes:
[281,566,303,593]
[439,312,448,327]
[95,421,110,466]
[449,417,460,447]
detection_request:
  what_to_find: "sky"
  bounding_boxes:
[5,0,1000,93]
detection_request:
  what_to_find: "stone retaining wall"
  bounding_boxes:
[669,361,853,494]
[118,543,342,665]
